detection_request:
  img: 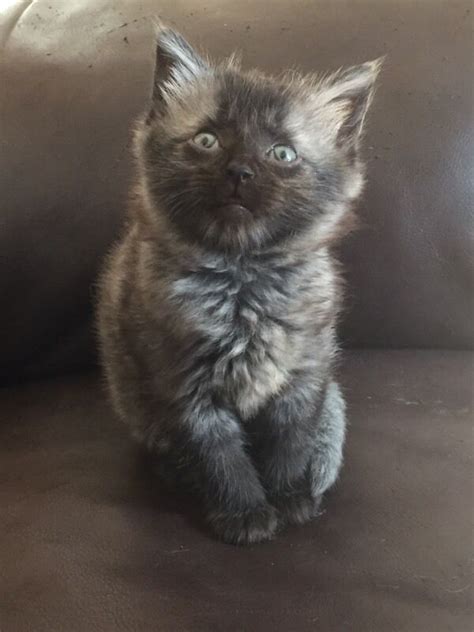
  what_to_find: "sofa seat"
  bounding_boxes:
[1,350,471,632]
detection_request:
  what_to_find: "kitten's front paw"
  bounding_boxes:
[274,493,323,527]
[208,504,278,545]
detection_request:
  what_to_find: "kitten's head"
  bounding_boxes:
[134,26,381,251]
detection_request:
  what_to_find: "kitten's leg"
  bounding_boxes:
[164,396,278,545]
[254,374,324,525]
[256,379,346,526]
[102,327,275,544]
[308,381,346,498]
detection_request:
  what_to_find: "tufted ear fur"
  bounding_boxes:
[320,58,383,148]
[151,25,210,111]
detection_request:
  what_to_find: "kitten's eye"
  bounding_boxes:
[193,132,219,150]
[270,145,298,162]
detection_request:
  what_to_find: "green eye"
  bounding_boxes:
[271,145,298,162]
[193,132,219,150]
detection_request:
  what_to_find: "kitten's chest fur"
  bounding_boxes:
[166,250,332,418]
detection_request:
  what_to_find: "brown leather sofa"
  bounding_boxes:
[1,1,472,630]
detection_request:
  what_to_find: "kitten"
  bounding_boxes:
[97,25,380,544]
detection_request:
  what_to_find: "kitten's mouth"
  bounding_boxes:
[220,197,253,217]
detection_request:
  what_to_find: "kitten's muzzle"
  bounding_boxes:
[218,162,259,216]
[224,162,256,212]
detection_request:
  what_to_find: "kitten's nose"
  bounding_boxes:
[226,162,255,183]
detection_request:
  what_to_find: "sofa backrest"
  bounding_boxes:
[1,0,473,382]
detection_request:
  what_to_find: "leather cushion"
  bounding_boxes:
[0,351,472,630]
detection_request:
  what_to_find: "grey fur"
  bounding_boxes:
[97,26,380,544]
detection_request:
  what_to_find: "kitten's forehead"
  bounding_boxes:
[157,67,341,160]
[160,69,294,142]
[216,71,290,133]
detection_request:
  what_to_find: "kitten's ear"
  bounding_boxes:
[151,24,210,109]
[322,58,383,147]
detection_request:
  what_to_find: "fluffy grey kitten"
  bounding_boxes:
[97,26,380,544]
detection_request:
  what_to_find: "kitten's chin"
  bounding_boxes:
[201,216,267,253]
